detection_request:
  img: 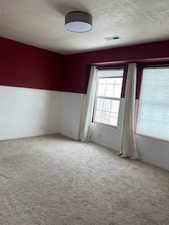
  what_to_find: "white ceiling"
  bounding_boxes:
[1,0,169,54]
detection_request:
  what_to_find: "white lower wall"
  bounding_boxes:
[58,92,84,140]
[0,86,59,140]
[0,87,84,141]
[0,87,168,171]
[57,93,169,171]
[136,135,169,171]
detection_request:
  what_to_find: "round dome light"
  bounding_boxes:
[65,11,92,33]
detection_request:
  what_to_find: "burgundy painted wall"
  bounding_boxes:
[1,37,169,94]
[62,41,169,93]
[0,37,63,91]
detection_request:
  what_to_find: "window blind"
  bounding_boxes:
[137,67,169,140]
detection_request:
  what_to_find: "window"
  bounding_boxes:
[137,67,169,140]
[93,69,124,126]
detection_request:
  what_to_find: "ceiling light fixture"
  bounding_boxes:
[65,11,92,33]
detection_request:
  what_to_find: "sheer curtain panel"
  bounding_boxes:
[120,63,138,158]
[79,66,97,141]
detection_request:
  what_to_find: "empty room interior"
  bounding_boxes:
[0,1,169,225]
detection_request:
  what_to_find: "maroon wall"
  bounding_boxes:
[0,37,63,91]
[62,41,169,93]
[1,37,169,94]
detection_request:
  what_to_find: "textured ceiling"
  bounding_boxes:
[1,0,169,54]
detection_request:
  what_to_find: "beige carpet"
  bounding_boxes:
[0,134,169,225]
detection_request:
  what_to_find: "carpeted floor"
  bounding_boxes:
[0,134,168,225]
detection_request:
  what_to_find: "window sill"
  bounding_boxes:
[93,121,118,129]
[136,132,169,143]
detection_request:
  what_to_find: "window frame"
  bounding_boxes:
[136,64,169,142]
[93,67,125,128]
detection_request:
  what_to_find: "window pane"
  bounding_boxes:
[137,68,169,140]
[97,69,123,77]
[94,98,120,126]
[97,77,123,98]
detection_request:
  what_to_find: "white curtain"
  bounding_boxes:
[79,66,97,142]
[120,63,138,158]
